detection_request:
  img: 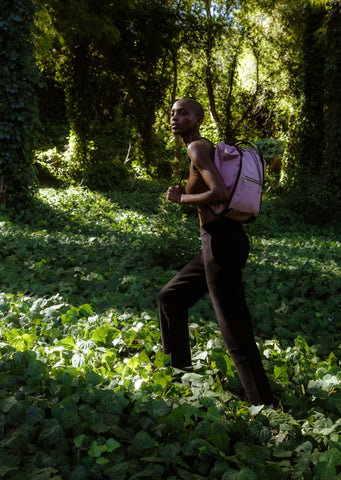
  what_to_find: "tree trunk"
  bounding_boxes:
[65,39,91,167]
[299,4,326,176]
[0,0,38,207]
[203,0,221,135]
[325,1,341,174]
[223,37,243,142]
[170,48,182,167]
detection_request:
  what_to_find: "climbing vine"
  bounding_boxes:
[0,0,39,208]
[285,0,341,225]
[325,1,341,173]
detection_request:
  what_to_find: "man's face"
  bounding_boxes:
[170,101,201,135]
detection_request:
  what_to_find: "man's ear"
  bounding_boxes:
[197,117,203,127]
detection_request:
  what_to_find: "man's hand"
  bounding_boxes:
[167,186,184,203]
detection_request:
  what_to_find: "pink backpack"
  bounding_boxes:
[211,141,266,222]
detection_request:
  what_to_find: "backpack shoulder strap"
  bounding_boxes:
[200,137,216,148]
[234,139,260,153]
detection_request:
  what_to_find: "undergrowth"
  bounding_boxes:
[0,182,340,479]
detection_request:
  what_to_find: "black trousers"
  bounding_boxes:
[158,218,274,405]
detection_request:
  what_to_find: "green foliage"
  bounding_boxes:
[254,138,284,163]
[35,0,179,171]
[0,0,39,208]
[324,1,341,165]
[44,0,124,166]
[324,0,341,215]
[34,111,133,185]
[283,1,341,225]
[297,2,327,173]
[30,0,341,222]
[0,183,340,478]
[34,147,68,186]
[83,159,129,192]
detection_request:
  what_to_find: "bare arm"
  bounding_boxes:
[167,140,229,205]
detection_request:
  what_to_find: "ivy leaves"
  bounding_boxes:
[0,185,341,479]
[0,0,39,207]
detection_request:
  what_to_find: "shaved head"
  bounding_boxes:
[173,98,204,120]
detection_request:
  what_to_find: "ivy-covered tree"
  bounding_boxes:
[283,0,341,224]
[0,0,39,207]
[325,1,341,176]
[297,2,327,176]
[324,1,341,220]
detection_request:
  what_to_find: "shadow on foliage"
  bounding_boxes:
[0,186,340,356]
[0,184,197,314]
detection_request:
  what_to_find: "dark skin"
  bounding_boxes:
[167,99,229,226]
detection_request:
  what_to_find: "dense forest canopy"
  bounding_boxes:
[0,0,340,223]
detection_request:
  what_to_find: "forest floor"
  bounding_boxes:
[0,181,340,480]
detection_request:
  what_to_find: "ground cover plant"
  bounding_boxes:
[0,182,341,479]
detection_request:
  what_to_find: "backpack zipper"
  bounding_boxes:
[242,175,262,185]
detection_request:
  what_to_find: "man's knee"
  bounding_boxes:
[158,285,171,306]
[159,281,181,307]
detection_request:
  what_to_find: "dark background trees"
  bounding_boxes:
[1,0,340,225]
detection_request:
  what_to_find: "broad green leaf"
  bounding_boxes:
[139,350,150,364]
[273,446,294,458]
[25,405,45,425]
[74,434,86,447]
[222,467,257,480]
[79,304,93,317]
[88,441,102,458]
[29,468,61,480]
[314,461,336,479]
[103,462,131,480]
[154,351,168,368]
[318,448,341,466]
[295,441,313,454]
[149,398,171,419]
[132,431,156,450]
[105,438,122,452]
[1,396,17,413]
[86,410,110,434]
[85,370,103,386]
[56,336,76,349]
[51,401,79,428]
[248,421,272,443]
[158,442,181,461]
[205,406,224,422]
[153,371,171,388]
[91,326,109,343]
[27,360,46,377]
[234,442,271,464]
[0,466,18,477]
[37,419,65,447]
[206,432,231,452]
[257,462,289,480]
[129,464,165,479]
[274,364,290,385]
[211,352,227,375]
[61,308,79,325]
[126,356,141,371]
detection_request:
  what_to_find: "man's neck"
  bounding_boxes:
[181,131,202,147]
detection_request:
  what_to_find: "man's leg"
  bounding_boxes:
[158,252,208,368]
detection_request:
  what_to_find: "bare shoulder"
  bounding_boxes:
[187,139,214,165]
